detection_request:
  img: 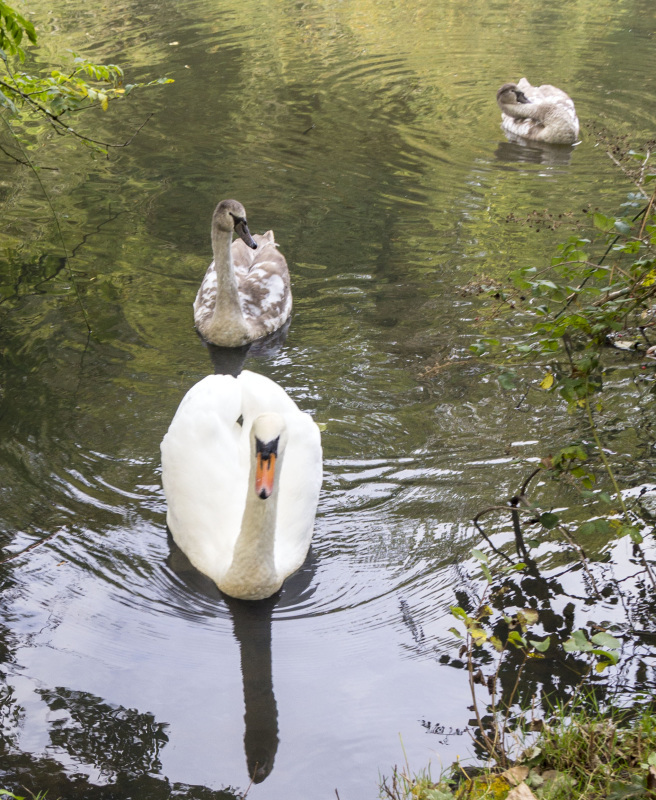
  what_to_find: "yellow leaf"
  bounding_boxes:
[642,269,656,287]
[540,373,554,390]
[520,608,539,625]
[470,628,488,646]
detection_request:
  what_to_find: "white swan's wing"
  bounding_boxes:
[161,375,248,583]
[238,371,322,578]
[275,411,322,577]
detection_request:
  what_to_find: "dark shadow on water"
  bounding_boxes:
[165,532,317,784]
[200,317,292,377]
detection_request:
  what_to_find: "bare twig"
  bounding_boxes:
[638,184,656,240]
[638,148,652,187]
[0,140,58,169]
[519,467,543,497]
[514,383,531,410]
[0,529,61,563]
[606,149,650,199]
[499,655,529,756]
[472,506,517,565]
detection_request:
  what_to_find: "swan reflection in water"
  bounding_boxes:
[203,316,291,377]
[166,538,318,783]
[494,133,576,167]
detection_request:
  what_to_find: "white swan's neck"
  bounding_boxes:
[206,226,250,345]
[219,456,282,601]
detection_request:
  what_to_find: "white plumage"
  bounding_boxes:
[160,371,322,600]
[496,78,579,145]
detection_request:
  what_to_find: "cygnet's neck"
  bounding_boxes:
[207,225,250,346]
[499,98,537,120]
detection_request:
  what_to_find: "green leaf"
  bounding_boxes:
[539,512,559,530]
[530,637,551,653]
[498,371,517,390]
[591,632,621,650]
[614,220,632,235]
[578,519,613,538]
[591,649,618,665]
[621,525,643,544]
[593,213,616,233]
[507,631,527,648]
[564,629,592,652]
[425,789,454,800]
[0,87,17,113]
[471,548,488,563]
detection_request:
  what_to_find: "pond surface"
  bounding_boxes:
[1,0,656,797]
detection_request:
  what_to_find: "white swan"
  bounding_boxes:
[496,79,579,145]
[194,200,292,347]
[160,370,322,600]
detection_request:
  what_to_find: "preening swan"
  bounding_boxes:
[161,371,322,600]
[496,79,579,145]
[194,200,292,347]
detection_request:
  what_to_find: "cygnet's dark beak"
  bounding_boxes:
[516,91,530,104]
[236,220,257,249]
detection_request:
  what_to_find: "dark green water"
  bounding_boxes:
[1,0,656,796]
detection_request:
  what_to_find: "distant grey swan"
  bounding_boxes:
[194,200,292,347]
[496,79,579,145]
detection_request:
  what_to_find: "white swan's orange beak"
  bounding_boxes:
[255,453,277,499]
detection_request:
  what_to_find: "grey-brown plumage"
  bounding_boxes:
[194,200,292,347]
[496,78,579,145]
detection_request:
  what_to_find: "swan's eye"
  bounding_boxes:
[256,436,280,458]
[229,213,246,227]
[236,415,244,427]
